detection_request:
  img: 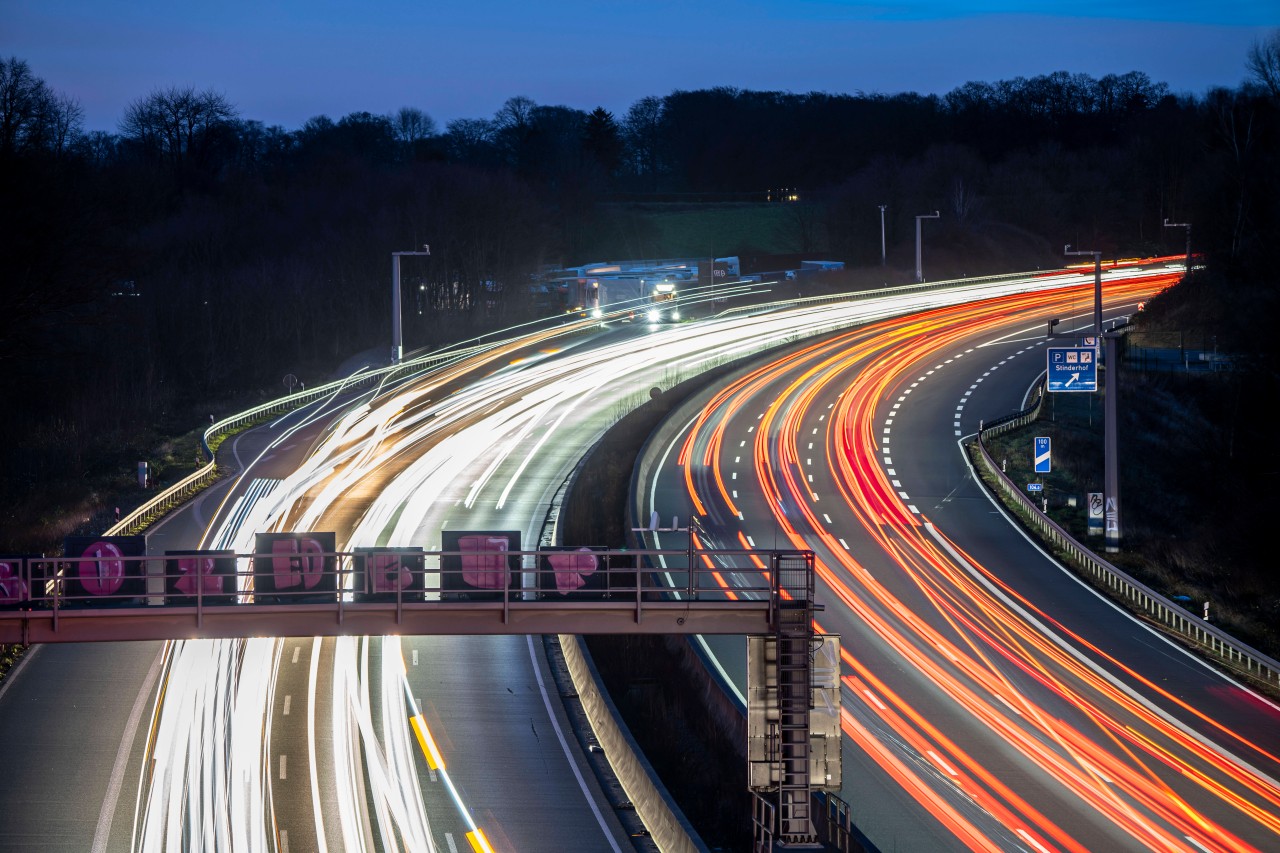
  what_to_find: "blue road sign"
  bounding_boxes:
[1034,436,1051,474]
[1047,346,1098,392]
[1027,483,1044,492]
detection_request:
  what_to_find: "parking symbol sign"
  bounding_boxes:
[1047,347,1098,392]
[1034,437,1051,474]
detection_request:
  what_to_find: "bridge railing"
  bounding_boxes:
[0,547,803,643]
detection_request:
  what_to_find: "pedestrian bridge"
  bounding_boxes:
[0,539,814,643]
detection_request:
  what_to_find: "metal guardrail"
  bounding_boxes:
[711,266,1070,322]
[102,323,602,537]
[974,385,1280,689]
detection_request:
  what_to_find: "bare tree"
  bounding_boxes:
[43,91,83,154]
[622,95,665,188]
[393,106,437,144]
[493,96,536,133]
[492,96,537,169]
[950,176,984,223]
[119,85,238,171]
[0,57,82,156]
[443,117,495,163]
[1246,29,1280,99]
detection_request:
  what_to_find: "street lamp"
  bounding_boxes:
[1064,244,1103,338]
[392,245,430,364]
[914,211,939,283]
[1163,218,1191,277]
[878,204,887,266]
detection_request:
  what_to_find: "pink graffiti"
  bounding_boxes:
[548,548,597,592]
[271,538,325,591]
[174,557,224,596]
[0,561,28,605]
[459,536,509,590]
[78,541,126,597]
[370,554,412,592]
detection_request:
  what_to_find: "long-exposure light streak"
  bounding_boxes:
[668,271,1279,851]
[136,263,1212,851]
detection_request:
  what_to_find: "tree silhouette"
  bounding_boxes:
[119,85,237,176]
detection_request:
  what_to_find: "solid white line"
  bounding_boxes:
[307,637,328,853]
[526,637,623,852]
[91,644,164,853]
[0,644,41,704]
[931,468,1280,789]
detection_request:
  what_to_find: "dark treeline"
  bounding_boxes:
[2,40,1278,548]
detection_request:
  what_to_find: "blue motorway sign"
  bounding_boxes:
[1047,346,1097,392]
[1034,436,1051,474]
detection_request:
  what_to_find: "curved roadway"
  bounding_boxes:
[640,273,1280,851]
[9,263,1264,852]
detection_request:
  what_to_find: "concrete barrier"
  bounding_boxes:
[558,634,707,853]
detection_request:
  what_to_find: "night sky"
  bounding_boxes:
[4,1,1276,132]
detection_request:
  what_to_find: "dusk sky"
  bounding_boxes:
[5,1,1276,132]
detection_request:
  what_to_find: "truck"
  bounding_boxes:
[645,279,680,323]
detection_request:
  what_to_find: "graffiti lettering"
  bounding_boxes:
[0,561,27,605]
[78,541,126,596]
[271,538,325,591]
[174,557,225,596]
[548,548,597,592]
[459,536,509,590]
[370,554,412,592]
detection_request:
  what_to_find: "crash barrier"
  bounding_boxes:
[104,318,607,538]
[0,541,801,644]
[559,635,706,853]
[713,265,1098,322]
[974,389,1280,689]
[105,350,482,537]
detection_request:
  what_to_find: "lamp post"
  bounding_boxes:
[914,211,939,283]
[392,245,430,364]
[878,204,887,267]
[1064,244,1103,338]
[1163,218,1191,277]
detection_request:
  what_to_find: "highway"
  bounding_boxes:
[639,271,1280,850]
[6,261,1263,851]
